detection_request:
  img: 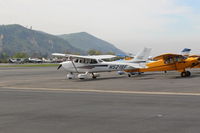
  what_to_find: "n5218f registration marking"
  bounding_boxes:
[108,65,127,70]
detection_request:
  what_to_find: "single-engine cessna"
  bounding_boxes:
[52,48,151,79]
[52,54,128,79]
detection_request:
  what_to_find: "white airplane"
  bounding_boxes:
[28,57,43,63]
[52,48,151,79]
[9,58,26,64]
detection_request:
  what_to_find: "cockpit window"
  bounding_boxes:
[74,58,78,63]
[164,57,174,64]
[164,56,184,64]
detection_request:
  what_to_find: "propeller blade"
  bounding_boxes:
[57,64,62,70]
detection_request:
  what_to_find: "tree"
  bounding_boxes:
[0,52,9,59]
[0,52,9,63]
[88,49,102,55]
[13,52,28,58]
[105,51,115,55]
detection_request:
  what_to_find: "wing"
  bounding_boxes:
[52,53,67,57]
[52,53,116,59]
[87,55,116,59]
[189,55,200,58]
[153,53,184,60]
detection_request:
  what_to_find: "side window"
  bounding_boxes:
[85,59,89,64]
[169,57,174,63]
[175,56,182,62]
[74,58,78,63]
[94,59,97,64]
[164,57,173,64]
[164,58,169,64]
[91,59,97,64]
[164,56,185,64]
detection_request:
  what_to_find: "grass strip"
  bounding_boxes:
[0,64,59,67]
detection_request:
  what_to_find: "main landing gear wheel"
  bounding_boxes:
[92,76,97,79]
[186,71,191,77]
[128,74,131,77]
[181,71,191,77]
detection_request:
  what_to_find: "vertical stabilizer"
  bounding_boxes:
[131,47,152,62]
[181,48,191,56]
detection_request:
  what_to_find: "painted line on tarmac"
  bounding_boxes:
[1,86,200,96]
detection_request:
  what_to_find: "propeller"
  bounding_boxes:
[57,64,62,70]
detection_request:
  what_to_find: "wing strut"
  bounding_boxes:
[69,57,79,73]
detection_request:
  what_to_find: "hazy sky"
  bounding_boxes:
[0,0,200,55]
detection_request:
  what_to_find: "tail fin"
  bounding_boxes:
[131,47,152,62]
[181,48,191,56]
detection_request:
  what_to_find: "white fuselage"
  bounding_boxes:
[61,60,142,73]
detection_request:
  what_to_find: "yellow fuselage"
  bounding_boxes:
[125,57,199,73]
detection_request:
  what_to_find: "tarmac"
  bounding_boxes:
[0,66,200,133]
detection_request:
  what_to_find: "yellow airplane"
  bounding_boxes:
[125,53,200,77]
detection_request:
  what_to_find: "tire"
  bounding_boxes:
[181,72,187,77]
[186,71,191,77]
[128,74,131,77]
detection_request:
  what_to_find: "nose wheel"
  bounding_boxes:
[181,71,191,77]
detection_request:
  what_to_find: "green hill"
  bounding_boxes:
[0,24,83,57]
[0,24,125,58]
[58,32,125,55]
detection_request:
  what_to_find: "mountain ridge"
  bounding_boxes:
[58,32,125,54]
[0,24,125,58]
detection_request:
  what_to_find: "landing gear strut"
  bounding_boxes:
[181,71,191,77]
[91,73,97,79]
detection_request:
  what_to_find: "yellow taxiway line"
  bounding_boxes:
[1,86,200,96]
